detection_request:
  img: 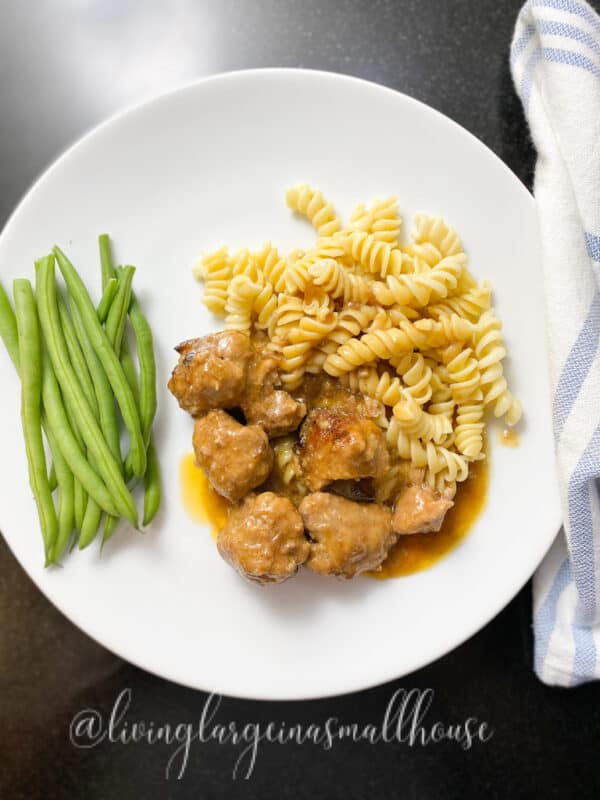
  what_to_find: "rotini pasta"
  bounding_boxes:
[412,214,463,258]
[340,366,404,406]
[272,436,301,485]
[386,419,470,481]
[254,242,287,293]
[345,231,406,278]
[392,392,453,444]
[195,246,231,314]
[193,185,521,503]
[371,254,466,308]
[473,311,522,425]
[350,196,401,245]
[308,258,371,304]
[286,184,340,238]
[454,402,485,459]
[224,274,261,333]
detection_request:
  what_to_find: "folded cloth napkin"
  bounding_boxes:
[511,0,600,686]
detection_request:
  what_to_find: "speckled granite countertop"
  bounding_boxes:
[1,2,599,798]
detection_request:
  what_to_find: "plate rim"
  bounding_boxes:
[0,67,560,700]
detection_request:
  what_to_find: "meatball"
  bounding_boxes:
[298,408,390,492]
[242,351,307,437]
[218,492,309,584]
[168,330,253,417]
[193,410,273,502]
[392,485,454,535]
[299,492,396,578]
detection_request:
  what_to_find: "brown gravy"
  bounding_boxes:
[498,427,520,448]
[370,455,489,579]
[181,449,489,579]
[180,452,230,540]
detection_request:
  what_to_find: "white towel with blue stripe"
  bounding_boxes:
[511,0,600,686]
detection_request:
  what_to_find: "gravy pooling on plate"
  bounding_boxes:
[169,185,522,586]
[180,441,489,579]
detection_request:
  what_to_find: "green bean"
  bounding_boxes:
[105,266,135,354]
[58,294,98,418]
[100,250,137,544]
[36,256,133,521]
[70,300,122,465]
[120,344,139,398]
[128,293,157,445]
[45,423,74,561]
[1,283,63,501]
[73,480,85,530]
[13,279,58,564]
[79,498,103,549]
[96,277,118,324]
[102,513,120,543]
[143,437,161,526]
[0,281,20,370]
[99,233,117,290]
[117,275,160,520]
[41,354,112,511]
[54,246,146,479]
[61,390,88,530]
[48,463,58,493]
[70,298,123,538]
[120,342,138,484]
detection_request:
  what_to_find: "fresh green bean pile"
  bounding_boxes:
[0,235,161,564]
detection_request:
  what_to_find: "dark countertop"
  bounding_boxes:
[1,2,599,798]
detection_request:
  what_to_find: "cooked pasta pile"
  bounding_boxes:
[193,185,521,494]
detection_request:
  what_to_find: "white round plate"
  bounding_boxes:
[0,69,560,700]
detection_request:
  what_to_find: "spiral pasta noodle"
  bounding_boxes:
[195,247,231,314]
[350,196,401,245]
[286,184,340,238]
[272,436,301,485]
[473,311,522,425]
[224,275,262,333]
[345,231,406,278]
[308,258,371,304]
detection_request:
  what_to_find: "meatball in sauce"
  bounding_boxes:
[300,492,396,579]
[218,492,309,584]
[172,331,468,585]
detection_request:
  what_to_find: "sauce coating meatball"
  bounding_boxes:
[391,485,454,535]
[241,351,306,437]
[168,330,253,417]
[218,492,309,584]
[299,492,396,579]
[298,408,390,492]
[193,410,273,502]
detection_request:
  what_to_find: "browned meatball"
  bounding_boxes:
[392,485,454,535]
[300,492,396,578]
[298,408,390,491]
[241,351,306,437]
[193,410,273,502]
[168,331,253,417]
[218,492,309,584]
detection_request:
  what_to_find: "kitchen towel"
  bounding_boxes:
[511,0,600,685]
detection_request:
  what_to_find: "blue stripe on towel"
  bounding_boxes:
[521,46,543,107]
[538,19,600,59]
[532,0,600,34]
[535,555,572,675]
[542,46,600,78]
[511,22,537,63]
[567,428,600,681]
[567,426,600,616]
[552,291,600,437]
[572,620,597,682]
[585,232,600,262]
